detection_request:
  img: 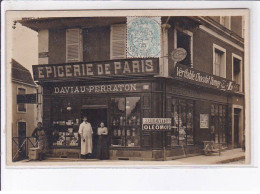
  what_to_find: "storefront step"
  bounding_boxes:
[110,147,204,161]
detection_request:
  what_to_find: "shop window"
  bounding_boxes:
[51,98,80,148]
[176,30,193,67]
[17,87,26,113]
[232,54,242,92]
[220,16,231,29]
[213,44,226,78]
[170,98,194,146]
[210,104,227,144]
[111,97,141,147]
[110,24,126,60]
[66,28,83,62]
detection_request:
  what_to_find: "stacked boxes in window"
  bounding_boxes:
[29,148,40,160]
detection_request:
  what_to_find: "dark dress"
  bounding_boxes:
[96,127,109,160]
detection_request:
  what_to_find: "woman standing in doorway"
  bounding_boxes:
[78,116,93,159]
[96,122,109,160]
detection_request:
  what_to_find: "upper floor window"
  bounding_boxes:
[232,54,243,92]
[17,87,26,113]
[110,24,126,60]
[175,29,193,67]
[213,44,226,78]
[220,16,231,30]
[66,28,83,62]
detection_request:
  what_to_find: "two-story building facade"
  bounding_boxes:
[19,16,245,160]
[12,59,38,161]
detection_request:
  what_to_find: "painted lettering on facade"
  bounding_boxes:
[174,64,239,92]
[52,83,151,94]
[33,58,159,81]
[142,118,172,131]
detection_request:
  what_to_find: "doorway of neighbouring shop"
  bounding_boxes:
[81,107,108,158]
[234,108,242,148]
[18,121,27,160]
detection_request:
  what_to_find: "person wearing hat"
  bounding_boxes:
[78,116,93,159]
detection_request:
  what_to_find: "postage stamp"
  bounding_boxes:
[127,17,161,58]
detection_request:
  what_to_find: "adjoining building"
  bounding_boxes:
[11,59,38,161]
[19,16,245,160]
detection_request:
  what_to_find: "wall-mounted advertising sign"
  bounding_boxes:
[32,58,159,81]
[173,64,240,93]
[200,114,209,129]
[142,118,172,131]
[17,94,37,104]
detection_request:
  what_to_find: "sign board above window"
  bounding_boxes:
[173,63,239,93]
[32,58,159,81]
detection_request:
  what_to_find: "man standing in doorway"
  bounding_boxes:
[78,116,93,159]
[32,122,47,161]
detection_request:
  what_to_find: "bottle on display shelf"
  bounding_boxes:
[113,129,117,136]
[128,118,132,125]
[120,116,123,126]
[137,117,140,125]
[123,116,126,125]
[132,128,136,137]
[127,129,131,136]
[113,119,116,126]
[118,129,121,136]
[132,116,136,125]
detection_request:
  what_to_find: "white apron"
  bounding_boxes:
[78,122,93,155]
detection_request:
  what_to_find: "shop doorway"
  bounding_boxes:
[234,108,242,148]
[81,107,108,158]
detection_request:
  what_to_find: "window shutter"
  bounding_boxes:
[66,28,82,62]
[110,24,126,59]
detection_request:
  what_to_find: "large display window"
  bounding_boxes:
[210,104,227,144]
[110,97,141,147]
[50,98,80,148]
[168,98,194,146]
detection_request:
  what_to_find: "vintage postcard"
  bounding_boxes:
[4,9,250,167]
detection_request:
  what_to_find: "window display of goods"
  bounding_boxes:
[118,129,121,136]
[127,129,131,136]
[113,129,117,136]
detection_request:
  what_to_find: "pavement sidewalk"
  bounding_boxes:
[165,148,246,165]
[17,148,246,166]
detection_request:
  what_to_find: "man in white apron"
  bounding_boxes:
[78,116,93,159]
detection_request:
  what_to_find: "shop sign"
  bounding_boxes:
[170,48,187,62]
[33,58,159,81]
[17,94,37,104]
[200,114,209,128]
[173,64,240,92]
[52,83,151,94]
[142,118,172,131]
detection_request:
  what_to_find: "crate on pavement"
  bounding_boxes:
[29,147,40,160]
